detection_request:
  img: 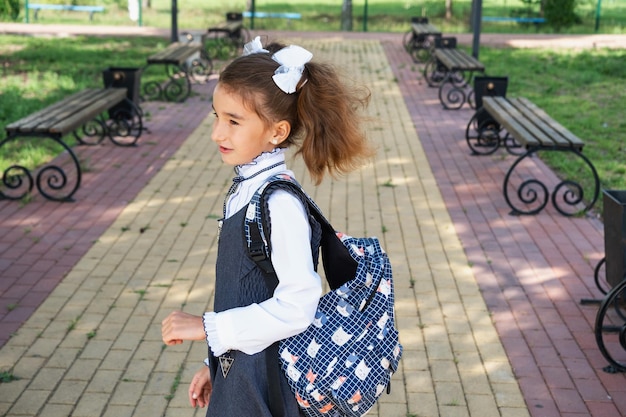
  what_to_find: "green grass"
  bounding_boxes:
[0,370,20,383]
[3,0,625,34]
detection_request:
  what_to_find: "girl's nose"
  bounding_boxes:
[211,120,223,143]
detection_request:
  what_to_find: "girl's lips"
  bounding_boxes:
[219,146,231,154]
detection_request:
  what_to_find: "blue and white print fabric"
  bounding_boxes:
[279,233,401,417]
[246,175,403,417]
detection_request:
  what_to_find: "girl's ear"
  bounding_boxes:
[270,120,291,145]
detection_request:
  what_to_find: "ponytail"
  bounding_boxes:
[295,62,375,185]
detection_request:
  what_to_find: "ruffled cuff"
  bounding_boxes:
[202,312,227,357]
[203,358,210,367]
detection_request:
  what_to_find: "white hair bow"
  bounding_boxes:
[242,36,269,55]
[272,45,313,94]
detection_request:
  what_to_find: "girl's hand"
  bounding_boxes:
[189,365,212,408]
[161,311,205,345]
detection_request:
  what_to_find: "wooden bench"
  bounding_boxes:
[422,36,457,87]
[482,16,545,24]
[1,88,143,202]
[27,3,105,22]
[144,41,201,102]
[425,43,485,110]
[206,12,250,60]
[180,32,214,81]
[242,11,301,29]
[479,96,599,216]
[403,18,441,62]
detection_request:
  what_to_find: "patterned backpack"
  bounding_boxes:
[245,174,403,417]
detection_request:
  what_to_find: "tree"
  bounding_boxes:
[0,0,19,20]
[544,0,580,31]
[341,0,353,31]
[445,0,453,20]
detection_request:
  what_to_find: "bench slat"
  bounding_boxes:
[208,21,243,33]
[6,89,94,131]
[507,99,572,148]
[147,42,201,65]
[483,97,585,151]
[515,98,585,149]
[410,23,441,35]
[16,89,106,132]
[6,88,126,136]
[483,97,541,147]
[434,49,484,72]
[52,88,127,134]
[500,98,557,147]
[168,43,200,62]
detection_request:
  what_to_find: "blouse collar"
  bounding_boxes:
[235,148,287,178]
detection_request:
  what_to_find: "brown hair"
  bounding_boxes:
[218,42,375,185]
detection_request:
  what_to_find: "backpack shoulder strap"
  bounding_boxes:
[245,174,357,289]
[245,174,324,274]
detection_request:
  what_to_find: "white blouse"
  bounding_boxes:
[203,149,322,357]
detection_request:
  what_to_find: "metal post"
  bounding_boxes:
[138,0,142,27]
[171,0,178,43]
[471,0,482,59]
[250,0,255,30]
[25,0,29,23]
[363,0,368,32]
[595,0,602,32]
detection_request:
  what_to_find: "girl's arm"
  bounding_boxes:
[161,311,205,345]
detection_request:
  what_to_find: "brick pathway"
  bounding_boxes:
[1,26,625,417]
[384,36,626,416]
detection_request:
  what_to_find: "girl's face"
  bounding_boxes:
[211,83,285,166]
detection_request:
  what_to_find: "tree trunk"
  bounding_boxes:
[445,0,453,20]
[341,0,353,31]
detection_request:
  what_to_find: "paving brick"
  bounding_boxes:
[8,389,50,416]
[31,403,74,417]
[101,404,135,417]
[48,379,88,404]
[72,392,111,417]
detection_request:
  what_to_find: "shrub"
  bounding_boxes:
[544,0,582,31]
[0,0,20,20]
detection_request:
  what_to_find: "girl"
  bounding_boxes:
[161,37,375,416]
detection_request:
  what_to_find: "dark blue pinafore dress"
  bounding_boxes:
[205,204,311,417]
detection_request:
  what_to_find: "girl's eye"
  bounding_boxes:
[212,112,218,118]
[229,119,239,126]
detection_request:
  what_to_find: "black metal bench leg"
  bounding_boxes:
[423,57,446,88]
[404,32,431,63]
[439,71,471,110]
[0,134,81,202]
[594,278,626,373]
[73,118,108,146]
[581,256,612,305]
[465,107,502,155]
[106,98,144,146]
[142,63,192,103]
[503,147,600,216]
